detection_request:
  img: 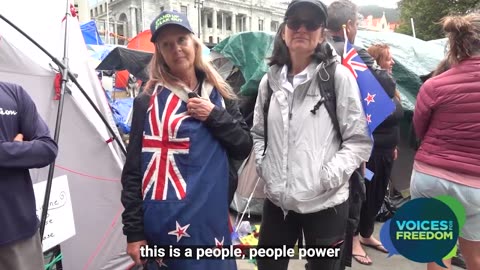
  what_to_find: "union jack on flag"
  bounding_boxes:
[142,93,191,200]
[342,35,395,136]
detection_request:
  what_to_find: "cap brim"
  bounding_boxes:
[150,23,194,43]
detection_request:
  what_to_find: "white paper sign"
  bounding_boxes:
[33,175,76,251]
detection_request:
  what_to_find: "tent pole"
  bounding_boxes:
[38,0,71,241]
[0,14,127,156]
[37,1,72,269]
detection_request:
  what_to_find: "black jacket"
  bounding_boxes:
[120,87,252,243]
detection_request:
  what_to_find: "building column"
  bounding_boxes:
[221,12,225,36]
[232,12,236,33]
[202,10,208,43]
[114,21,118,44]
[130,7,137,37]
[265,17,270,33]
[212,9,217,43]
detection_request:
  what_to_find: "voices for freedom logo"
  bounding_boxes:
[380,196,466,267]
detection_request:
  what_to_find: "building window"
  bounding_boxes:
[217,37,220,43]
[207,15,212,28]
[181,5,187,15]
[271,20,278,32]
[217,13,222,30]
[226,16,232,31]
[258,19,264,31]
[209,36,213,43]
[90,10,94,18]
[100,5,103,13]
[160,6,164,11]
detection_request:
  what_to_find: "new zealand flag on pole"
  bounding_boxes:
[140,85,237,270]
[341,38,395,136]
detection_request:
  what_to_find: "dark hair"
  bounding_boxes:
[268,22,331,67]
[327,0,358,31]
[441,12,480,64]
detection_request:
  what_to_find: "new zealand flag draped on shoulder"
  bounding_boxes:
[341,30,395,136]
[140,84,237,270]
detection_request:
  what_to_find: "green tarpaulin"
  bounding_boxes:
[355,31,445,111]
[212,30,446,112]
[212,31,275,96]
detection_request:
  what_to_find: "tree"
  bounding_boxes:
[396,0,480,40]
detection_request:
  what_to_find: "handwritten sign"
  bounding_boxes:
[33,175,76,251]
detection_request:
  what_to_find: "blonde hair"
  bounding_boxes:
[367,43,390,68]
[442,12,480,64]
[367,43,401,101]
[145,34,236,99]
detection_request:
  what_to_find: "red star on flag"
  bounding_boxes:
[168,221,191,242]
[364,93,376,105]
[366,114,372,124]
[215,237,224,248]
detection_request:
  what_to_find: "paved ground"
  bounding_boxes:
[234,219,463,270]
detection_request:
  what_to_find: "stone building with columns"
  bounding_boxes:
[90,0,288,46]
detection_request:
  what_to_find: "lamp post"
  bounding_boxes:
[194,0,204,40]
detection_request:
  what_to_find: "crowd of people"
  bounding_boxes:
[1,0,479,270]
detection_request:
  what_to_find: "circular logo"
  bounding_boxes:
[380,196,466,267]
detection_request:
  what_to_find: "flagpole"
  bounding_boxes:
[410,18,416,38]
[106,0,109,44]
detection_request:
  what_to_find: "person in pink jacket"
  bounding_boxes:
[411,12,480,270]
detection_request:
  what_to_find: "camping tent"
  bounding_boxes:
[1,1,132,269]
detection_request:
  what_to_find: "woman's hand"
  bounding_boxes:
[393,147,398,160]
[187,97,215,121]
[127,240,148,265]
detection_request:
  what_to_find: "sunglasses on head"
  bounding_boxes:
[286,18,323,31]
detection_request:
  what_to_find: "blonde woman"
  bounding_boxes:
[120,10,252,270]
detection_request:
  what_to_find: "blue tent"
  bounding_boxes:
[81,20,104,45]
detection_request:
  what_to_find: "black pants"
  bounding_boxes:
[357,151,394,238]
[257,199,349,270]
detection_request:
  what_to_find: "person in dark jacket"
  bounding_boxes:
[326,0,398,266]
[411,13,480,270]
[120,10,252,270]
[0,81,58,270]
[355,43,403,262]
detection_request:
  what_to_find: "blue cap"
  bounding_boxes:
[150,10,194,43]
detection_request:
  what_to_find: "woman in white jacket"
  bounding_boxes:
[251,0,372,269]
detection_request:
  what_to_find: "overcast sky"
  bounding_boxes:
[322,0,400,9]
[89,0,401,9]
